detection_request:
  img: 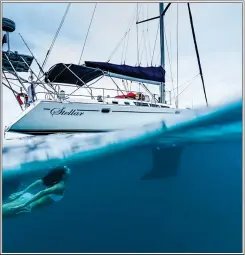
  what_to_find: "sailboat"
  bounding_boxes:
[2,3,206,135]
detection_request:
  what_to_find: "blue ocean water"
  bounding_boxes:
[2,99,243,253]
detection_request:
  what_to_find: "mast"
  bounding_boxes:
[159,3,165,104]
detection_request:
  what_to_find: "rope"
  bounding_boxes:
[78,3,97,65]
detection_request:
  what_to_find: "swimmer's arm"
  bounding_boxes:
[22,182,65,207]
[22,180,43,193]
[9,180,43,201]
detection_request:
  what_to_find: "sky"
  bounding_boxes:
[2,2,243,133]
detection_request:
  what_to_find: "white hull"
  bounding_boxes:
[6,100,195,135]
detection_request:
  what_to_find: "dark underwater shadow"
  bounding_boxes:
[141,145,183,180]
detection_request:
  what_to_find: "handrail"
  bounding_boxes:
[34,91,172,105]
[34,84,170,94]
[34,84,172,104]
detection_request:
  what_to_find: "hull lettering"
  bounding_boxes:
[49,107,84,117]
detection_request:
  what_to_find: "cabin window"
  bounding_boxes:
[149,104,159,107]
[134,102,149,107]
[160,105,170,108]
[124,102,130,105]
[112,101,119,104]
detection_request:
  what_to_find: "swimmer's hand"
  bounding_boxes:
[16,205,32,214]
[10,204,31,214]
[11,204,24,211]
[8,191,24,201]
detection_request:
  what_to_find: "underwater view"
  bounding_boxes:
[2,99,242,253]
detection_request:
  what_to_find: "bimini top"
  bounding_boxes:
[44,61,165,86]
[85,61,165,83]
[44,63,103,85]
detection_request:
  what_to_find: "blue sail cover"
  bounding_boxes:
[85,61,165,83]
[44,63,103,85]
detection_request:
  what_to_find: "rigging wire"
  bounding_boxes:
[142,7,149,66]
[108,75,125,95]
[19,33,45,78]
[170,73,200,100]
[123,4,140,64]
[139,7,147,65]
[164,23,175,105]
[139,31,145,64]
[121,31,127,64]
[172,73,200,92]
[123,28,131,64]
[107,30,130,62]
[38,3,71,78]
[187,3,208,106]
[140,5,147,65]
[156,49,161,66]
[78,3,98,65]
[87,74,105,87]
[2,76,27,85]
[140,30,149,65]
[146,4,152,65]
[176,3,179,108]
[169,29,173,71]
[2,81,18,95]
[151,22,159,65]
[5,79,22,88]
[121,9,137,64]
[136,3,140,65]
[107,4,139,64]
[2,73,23,110]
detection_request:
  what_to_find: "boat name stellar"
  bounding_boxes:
[49,107,84,117]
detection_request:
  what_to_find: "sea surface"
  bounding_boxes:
[2,99,243,253]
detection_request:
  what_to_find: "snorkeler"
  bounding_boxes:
[2,165,70,218]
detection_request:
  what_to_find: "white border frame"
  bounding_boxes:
[0,1,244,254]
